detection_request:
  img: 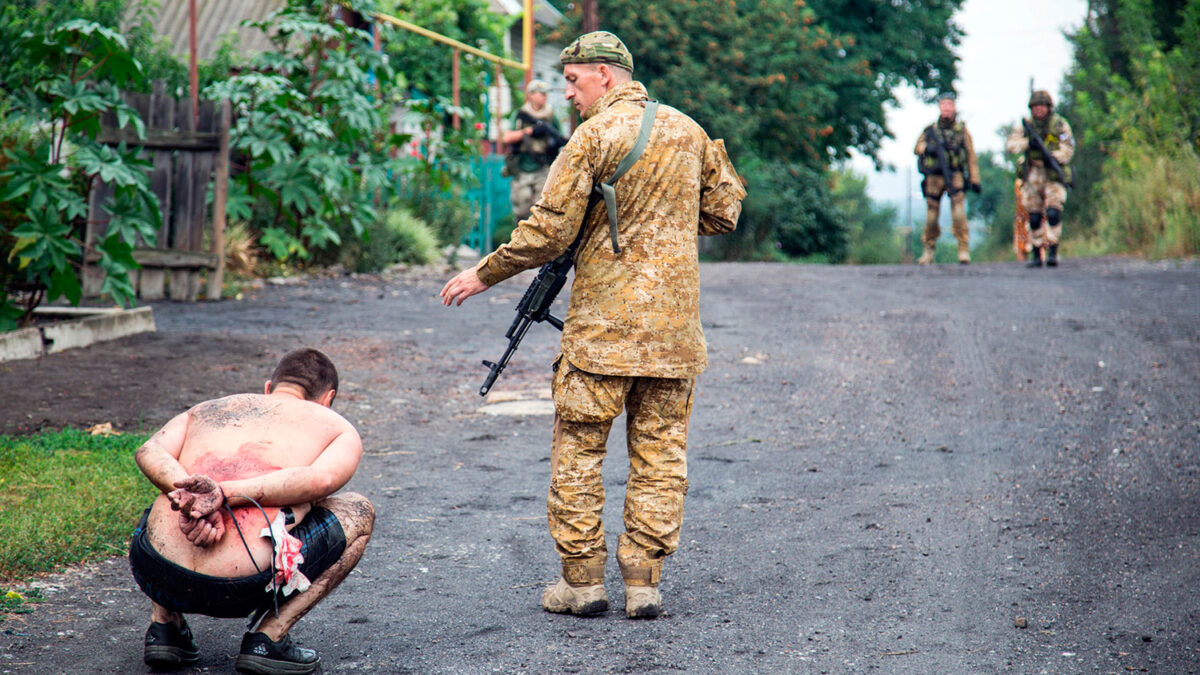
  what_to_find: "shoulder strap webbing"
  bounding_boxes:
[596,100,659,254]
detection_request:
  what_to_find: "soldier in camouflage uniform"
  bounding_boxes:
[913,92,981,265]
[502,80,564,223]
[1005,90,1075,267]
[441,31,745,620]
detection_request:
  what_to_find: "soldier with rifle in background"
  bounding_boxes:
[502,80,566,223]
[914,92,980,265]
[1006,90,1075,267]
[441,31,744,620]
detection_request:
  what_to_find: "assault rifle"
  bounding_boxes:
[478,192,599,397]
[515,110,568,157]
[1022,119,1073,188]
[922,126,961,196]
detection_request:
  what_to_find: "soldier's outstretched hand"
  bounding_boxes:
[440,267,490,306]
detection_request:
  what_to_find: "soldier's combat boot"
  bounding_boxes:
[624,585,662,619]
[1046,244,1058,267]
[917,247,935,266]
[957,246,971,265]
[541,577,608,615]
[1027,246,1043,268]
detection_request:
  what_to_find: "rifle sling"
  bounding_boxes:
[596,100,659,254]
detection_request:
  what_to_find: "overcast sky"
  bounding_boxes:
[848,0,1089,212]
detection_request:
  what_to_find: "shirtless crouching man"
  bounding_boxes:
[130,348,374,674]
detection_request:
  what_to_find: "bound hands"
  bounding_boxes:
[168,474,226,547]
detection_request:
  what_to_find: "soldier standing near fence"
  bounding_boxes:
[1005,90,1075,267]
[914,92,981,265]
[502,80,564,223]
[440,31,745,619]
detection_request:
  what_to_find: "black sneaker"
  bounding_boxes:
[143,620,200,670]
[235,632,320,675]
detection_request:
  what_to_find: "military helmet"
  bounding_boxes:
[1028,90,1054,108]
[560,31,634,73]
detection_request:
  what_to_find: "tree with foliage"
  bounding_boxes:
[1059,0,1200,258]
[204,0,408,262]
[0,20,160,328]
[380,0,511,119]
[549,0,964,261]
[968,150,1020,261]
[550,0,962,166]
[833,170,901,264]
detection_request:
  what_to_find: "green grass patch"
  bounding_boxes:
[0,429,155,581]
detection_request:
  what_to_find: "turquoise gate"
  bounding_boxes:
[463,155,511,255]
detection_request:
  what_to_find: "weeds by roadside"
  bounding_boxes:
[0,428,154,581]
[0,587,43,622]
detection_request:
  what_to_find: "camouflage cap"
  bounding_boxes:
[560,31,634,72]
[937,92,956,102]
[1029,90,1054,108]
[526,79,550,94]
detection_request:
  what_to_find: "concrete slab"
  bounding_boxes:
[477,399,555,416]
[0,327,44,362]
[41,307,156,354]
[0,306,156,362]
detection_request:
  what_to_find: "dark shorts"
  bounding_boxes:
[129,506,346,618]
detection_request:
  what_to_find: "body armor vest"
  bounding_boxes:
[920,119,969,173]
[1025,114,1064,164]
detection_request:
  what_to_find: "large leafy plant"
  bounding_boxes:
[0,20,160,329]
[205,0,406,262]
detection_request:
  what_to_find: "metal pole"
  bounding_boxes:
[372,12,527,71]
[188,0,199,124]
[523,0,534,86]
[583,0,599,32]
[495,62,505,154]
[452,49,461,130]
[905,165,912,264]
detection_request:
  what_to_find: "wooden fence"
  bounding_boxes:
[84,81,230,301]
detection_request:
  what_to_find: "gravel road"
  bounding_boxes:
[2,257,1197,674]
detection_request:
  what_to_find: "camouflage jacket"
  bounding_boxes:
[476,81,746,378]
[1005,113,1075,169]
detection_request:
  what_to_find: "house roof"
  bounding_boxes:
[486,0,564,26]
[131,0,562,63]
[126,0,284,61]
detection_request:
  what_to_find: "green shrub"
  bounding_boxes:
[1089,145,1200,259]
[386,208,440,265]
[705,157,848,262]
[339,207,440,272]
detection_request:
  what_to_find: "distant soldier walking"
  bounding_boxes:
[502,79,565,223]
[441,31,745,619]
[1005,90,1075,267]
[914,92,980,265]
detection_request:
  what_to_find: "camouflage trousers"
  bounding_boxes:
[549,356,694,587]
[509,165,551,223]
[921,172,968,250]
[1021,164,1068,247]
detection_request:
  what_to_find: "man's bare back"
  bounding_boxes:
[139,391,361,576]
[131,348,372,673]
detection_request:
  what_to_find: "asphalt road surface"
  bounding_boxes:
[2,257,1198,674]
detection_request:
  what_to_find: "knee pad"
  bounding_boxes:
[1046,208,1061,227]
[1029,211,1044,230]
